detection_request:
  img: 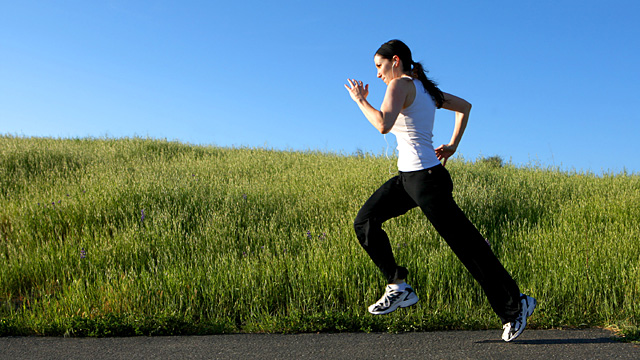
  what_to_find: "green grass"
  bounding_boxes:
[1,135,639,337]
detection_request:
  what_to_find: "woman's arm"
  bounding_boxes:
[345,79,409,134]
[435,92,472,166]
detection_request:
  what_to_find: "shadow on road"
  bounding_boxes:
[477,336,617,345]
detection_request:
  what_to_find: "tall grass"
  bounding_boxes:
[1,135,639,336]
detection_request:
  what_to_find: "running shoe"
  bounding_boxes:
[502,294,537,342]
[368,285,419,315]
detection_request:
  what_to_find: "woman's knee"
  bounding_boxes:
[353,217,375,245]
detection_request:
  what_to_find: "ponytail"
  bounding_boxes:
[411,61,445,109]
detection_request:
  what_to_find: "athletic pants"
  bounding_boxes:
[353,164,521,323]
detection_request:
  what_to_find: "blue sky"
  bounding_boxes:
[1,0,639,174]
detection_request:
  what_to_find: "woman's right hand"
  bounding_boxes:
[344,79,369,102]
[435,144,457,166]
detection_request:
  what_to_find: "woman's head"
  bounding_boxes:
[374,39,446,108]
[375,39,414,74]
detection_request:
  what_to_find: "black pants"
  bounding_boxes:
[353,164,521,323]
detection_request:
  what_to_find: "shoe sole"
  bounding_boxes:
[504,296,537,342]
[368,293,419,315]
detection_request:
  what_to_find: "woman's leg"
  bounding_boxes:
[354,176,417,284]
[401,165,521,323]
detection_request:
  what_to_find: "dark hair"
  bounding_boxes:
[375,39,446,108]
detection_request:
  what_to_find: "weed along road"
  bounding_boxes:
[2,329,639,359]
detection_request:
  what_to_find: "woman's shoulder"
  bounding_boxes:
[388,77,416,109]
[388,76,415,90]
[391,76,414,83]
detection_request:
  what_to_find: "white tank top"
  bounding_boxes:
[389,78,441,172]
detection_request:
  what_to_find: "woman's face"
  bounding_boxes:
[374,54,395,85]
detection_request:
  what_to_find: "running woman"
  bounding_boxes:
[344,39,536,342]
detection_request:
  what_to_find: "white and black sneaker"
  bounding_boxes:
[502,294,537,342]
[368,285,419,315]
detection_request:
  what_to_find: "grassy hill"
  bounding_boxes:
[1,135,639,338]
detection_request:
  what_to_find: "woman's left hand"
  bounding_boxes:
[435,144,457,166]
[344,79,369,102]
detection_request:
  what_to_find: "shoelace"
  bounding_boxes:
[376,288,402,308]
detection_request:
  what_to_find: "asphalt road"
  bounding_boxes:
[1,328,639,359]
